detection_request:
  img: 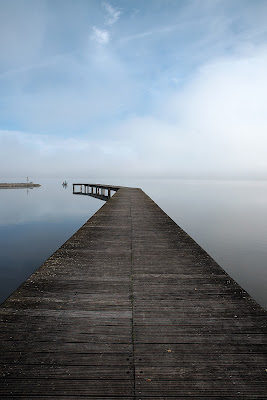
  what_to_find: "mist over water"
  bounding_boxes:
[0,178,267,310]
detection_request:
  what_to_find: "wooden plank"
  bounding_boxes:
[0,379,134,397]
[5,398,133,400]
[0,185,266,398]
[0,353,133,366]
[0,364,134,379]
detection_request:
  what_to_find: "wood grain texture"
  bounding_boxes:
[0,186,266,399]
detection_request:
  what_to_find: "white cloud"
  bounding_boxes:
[160,49,267,173]
[1,2,267,180]
[102,2,121,26]
[1,47,267,180]
[90,26,110,45]
[2,42,267,180]
[3,48,138,133]
[0,129,134,178]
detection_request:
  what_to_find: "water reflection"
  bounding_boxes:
[142,179,267,310]
[0,179,102,303]
[0,178,267,310]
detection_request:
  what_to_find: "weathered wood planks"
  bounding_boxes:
[0,186,266,399]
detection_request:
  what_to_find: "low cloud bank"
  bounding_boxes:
[1,48,267,179]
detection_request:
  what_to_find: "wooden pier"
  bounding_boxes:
[0,184,266,399]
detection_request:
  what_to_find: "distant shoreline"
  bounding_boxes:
[0,183,41,189]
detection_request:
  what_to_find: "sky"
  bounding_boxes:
[0,0,267,179]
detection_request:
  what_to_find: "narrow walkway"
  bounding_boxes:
[0,187,266,399]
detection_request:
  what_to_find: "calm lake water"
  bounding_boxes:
[0,178,267,310]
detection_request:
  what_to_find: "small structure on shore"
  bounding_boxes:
[0,182,41,189]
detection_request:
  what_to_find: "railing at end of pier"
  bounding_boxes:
[73,183,120,201]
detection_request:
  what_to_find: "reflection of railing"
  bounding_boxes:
[73,183,120,201]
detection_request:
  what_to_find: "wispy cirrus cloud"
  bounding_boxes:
[102,2,122,25]
[90,3,121,46]
[90,26,110,45]
[119,24,181,43]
